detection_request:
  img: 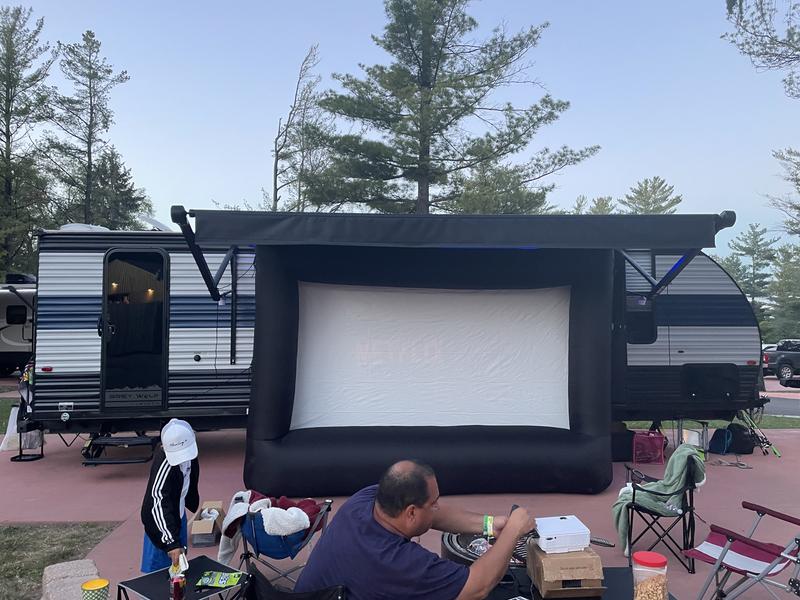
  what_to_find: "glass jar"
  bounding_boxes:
[632,551,668,600]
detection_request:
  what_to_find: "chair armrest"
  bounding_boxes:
[742,501,800,527]
[631,483,694,498]
[625,464,658,484]
[709,524,783,557]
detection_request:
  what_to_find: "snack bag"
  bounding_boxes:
[196,571,242,588]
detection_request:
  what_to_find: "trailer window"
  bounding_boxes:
[6,305,27,325]
[626,295,656,344]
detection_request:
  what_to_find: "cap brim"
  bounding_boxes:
[165,441,198,466]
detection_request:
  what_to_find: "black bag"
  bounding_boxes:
[727,423,757,455]
[709,423,756,455]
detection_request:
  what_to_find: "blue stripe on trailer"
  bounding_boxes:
[36,295,256,329]
[655,294,755,327]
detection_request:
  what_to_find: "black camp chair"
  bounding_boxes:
[625,457,699,573]
[244,563,345,600]
[239,500,333,586]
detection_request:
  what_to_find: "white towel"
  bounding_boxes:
[257,504,310,536]
[217,490,252,565]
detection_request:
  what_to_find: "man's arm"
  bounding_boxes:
[455,508,536,600]
[432,503,507,535]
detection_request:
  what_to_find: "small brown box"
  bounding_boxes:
[190,500,226,547]
[526,540,605,598]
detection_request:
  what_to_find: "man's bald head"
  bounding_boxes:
[376,459,436,518]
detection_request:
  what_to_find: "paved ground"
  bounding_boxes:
[1,427,798,599]
[764,376,800,416]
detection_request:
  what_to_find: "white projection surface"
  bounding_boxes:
[290,283,571,430]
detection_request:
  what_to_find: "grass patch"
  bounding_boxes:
[0,522,118,600]
[625,415,800,430]
[0,397,15,432]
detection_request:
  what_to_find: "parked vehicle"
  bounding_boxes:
[766,339,800,382]
[762,344,777,376]
[0,274,36,376]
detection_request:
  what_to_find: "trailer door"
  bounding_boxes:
[101,249,168,412]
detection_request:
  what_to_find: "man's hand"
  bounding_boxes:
[505,507,536,539]
[168,548,183,568]
[491,515,508,536]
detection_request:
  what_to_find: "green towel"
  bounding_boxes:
[611,443,706,552]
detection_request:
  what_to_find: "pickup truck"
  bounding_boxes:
[764,339,800,382]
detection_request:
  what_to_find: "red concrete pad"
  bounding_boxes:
[2,427,799,599]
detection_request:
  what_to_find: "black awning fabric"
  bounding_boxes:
[189,209,734,250]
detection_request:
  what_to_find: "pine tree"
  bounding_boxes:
[439,159,554,214]
[0,6,55,274]
[571,195,615,214]
[768,245,800,339]
[619,176,682,214]
[729,223,778,303]
[46,30,129,225]
[91,147,151,230]
[308,0,598,214]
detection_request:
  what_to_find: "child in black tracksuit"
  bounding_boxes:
[140,419,200,572]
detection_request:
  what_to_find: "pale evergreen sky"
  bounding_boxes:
[24,0,800,250]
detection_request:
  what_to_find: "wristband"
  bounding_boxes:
[483,514,494,537]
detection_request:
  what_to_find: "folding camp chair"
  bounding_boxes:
[625,455,699,573]
[239,499,333,586]
[686,501,800,599]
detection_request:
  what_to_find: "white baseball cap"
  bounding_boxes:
[161,419,198,466]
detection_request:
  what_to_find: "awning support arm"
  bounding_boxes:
[171,205,221,302]
[619,251,659,289]
[619,248,702,298]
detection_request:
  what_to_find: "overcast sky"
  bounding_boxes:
[24,0,800,251]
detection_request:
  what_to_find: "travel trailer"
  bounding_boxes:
[0,274,36,376]
[18,212,763,469]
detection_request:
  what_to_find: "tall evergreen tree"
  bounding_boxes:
[619,176,682,214]
[46,30,128,225]
[0,6,55,275]
[572,194,615,214]
[729,223,778,303]
[308,0,598,214]
[768,244,800,339]
[439,158,554,214]
[91,147,151,230]
[724,2,800,234]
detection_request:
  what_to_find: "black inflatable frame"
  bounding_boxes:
[174,209,735,497]
[244,246,617,496]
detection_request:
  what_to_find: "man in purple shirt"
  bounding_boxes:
[295,459,537,600]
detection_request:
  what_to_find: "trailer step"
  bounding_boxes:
[87,435,158,448]
[80,434,159,465]
[83,456,154,466]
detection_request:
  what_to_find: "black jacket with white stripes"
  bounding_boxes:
[141,446,200,552]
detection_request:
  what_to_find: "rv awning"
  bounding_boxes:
[176,208,735,250]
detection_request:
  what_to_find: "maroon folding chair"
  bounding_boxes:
[686,501,800,599]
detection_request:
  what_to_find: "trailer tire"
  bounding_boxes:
[778,363,794,380]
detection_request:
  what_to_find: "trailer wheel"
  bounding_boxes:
[779,364,794,380]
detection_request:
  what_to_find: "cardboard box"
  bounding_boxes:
[190,500,226,547]
[526,540,605,598]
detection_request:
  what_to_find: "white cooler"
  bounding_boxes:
[535,515,591,554]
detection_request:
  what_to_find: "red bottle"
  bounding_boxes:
[170,573,185,600]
